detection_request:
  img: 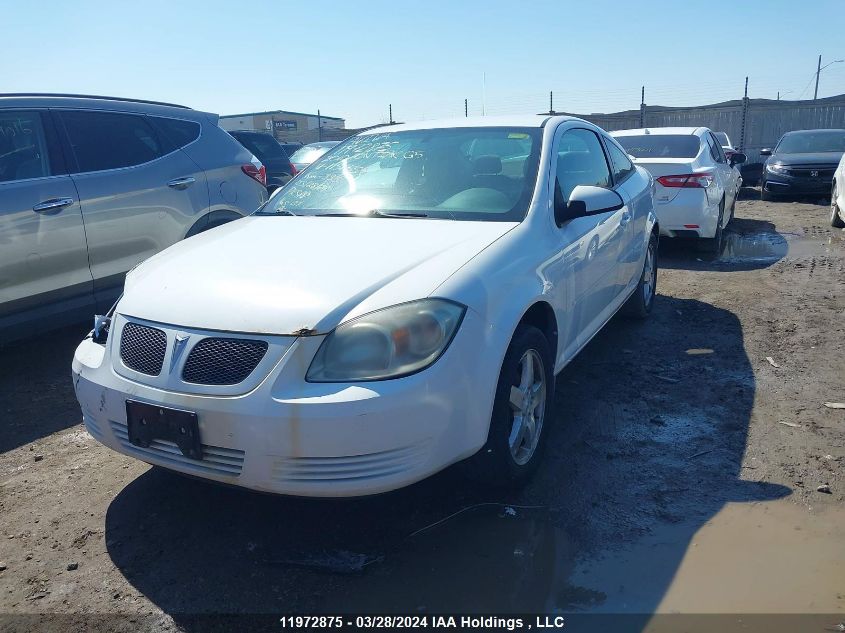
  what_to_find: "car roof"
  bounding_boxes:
[0,93,210,119]
[782,128,845,135]
[358,115,571,134]
[611,127,707,137]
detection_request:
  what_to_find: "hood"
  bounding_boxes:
[768,151,843,166]
[119,216,516,335]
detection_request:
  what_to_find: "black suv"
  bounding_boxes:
[228,130,297,193]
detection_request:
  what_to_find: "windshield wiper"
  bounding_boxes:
[315,210,429,219]
[254,208,296,216]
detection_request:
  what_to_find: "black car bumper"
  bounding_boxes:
[762,173,833,196]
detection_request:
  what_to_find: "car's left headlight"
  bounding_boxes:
[306,299,466,382]
[767,163,790,175]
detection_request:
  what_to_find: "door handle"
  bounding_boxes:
[32,198,74,214]
[620,213,631,226]
[167,176,196,190]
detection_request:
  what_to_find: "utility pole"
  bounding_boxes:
[814,54,822,101]
[464,98,468,117]
[389,103,394,124]
[739,77,749,152]
[639,86,646,128]
[317,109,322,142]
[549,91,554,115]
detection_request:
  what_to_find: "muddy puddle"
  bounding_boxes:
[323,501,845,620]
[720,227,844,262]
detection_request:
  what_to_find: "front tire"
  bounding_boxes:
[623,232,658,318]
[760,180,777,202]
[831,181,845,228]
[467,325,555,488]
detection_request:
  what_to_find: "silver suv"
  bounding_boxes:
[0,94,268,343]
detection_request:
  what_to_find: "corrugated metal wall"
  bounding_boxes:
[568,96,845,165]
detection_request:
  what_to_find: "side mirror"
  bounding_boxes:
[730,152,747,166]
[555,184,624,226]
[760,148,772,156]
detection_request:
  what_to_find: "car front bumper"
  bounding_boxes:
[72,310,494,497]
[763,172,833,196]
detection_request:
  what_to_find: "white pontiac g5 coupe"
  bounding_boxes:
[72,116,659,497]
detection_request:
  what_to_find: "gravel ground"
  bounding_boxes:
[1,192,843,632]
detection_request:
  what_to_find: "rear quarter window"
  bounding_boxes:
[148,116,201,153]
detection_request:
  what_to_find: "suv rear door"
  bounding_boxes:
[53,109,209,310]
[0,109,93,337]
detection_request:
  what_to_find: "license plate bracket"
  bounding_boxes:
[125,400,202,460]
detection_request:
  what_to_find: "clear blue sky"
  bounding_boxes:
[4,0,844,128]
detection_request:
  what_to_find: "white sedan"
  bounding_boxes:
[612,127,745,253]
[72,115,658,497]
[831,152,845,228]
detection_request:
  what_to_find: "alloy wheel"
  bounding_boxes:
[508,349,547,466]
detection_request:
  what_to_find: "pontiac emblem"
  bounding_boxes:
[170,333,190,372]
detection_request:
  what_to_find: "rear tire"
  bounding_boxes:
[466,325,555,488]
[698,200,725,254]
[831,181,845,228]
[623,232,658,319]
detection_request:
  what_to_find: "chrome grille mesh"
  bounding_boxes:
[119,323,167,376]
[182,338,268,385]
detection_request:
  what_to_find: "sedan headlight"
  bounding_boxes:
[306,299,466,382]
[766,163,790,175]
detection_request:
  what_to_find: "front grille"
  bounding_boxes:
[182,337,268,385]
[120,323,167,376]
[788,167,835,178]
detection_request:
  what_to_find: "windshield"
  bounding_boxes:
[289,146,329,164]
[615,134,702,159]
[233,133,288,162]
[775,130,845,154]
[258,127,542,222]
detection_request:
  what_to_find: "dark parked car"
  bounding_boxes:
[228,130,297,193]
[279,142,304,157]
[760,129,845,201]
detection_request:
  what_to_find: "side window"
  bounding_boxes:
[605,138,636,184]
[706,133,725,163]
[148,116,201,153]
[59,110,163,173]
[555,128,611,201]
[710,133,727,163]
[0,111,50,182]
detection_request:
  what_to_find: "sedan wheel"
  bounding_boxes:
[831,182,845,228]
[467,324,555,487]
[623,232,658,318]
[508,349,547,466]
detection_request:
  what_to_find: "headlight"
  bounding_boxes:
[306,299,466,382]
[766,163,790,175]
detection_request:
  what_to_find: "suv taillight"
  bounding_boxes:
[242,163,266,187]
[656,172,714,188]
[289,162,298,177]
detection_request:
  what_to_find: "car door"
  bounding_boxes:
[0,109,93,337]
[712,131,741,206]
[602,135,643,292]
[705,131,733,213]
[546,127,628,361]
[53,109,209,309]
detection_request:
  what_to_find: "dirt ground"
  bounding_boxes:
[1,191,843,632]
